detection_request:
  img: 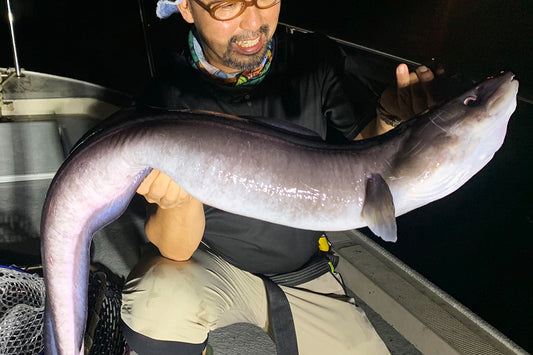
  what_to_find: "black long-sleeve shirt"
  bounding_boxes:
[139,29,379,274]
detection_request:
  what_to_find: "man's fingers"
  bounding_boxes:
[381,63,440,125]
[396,63,411,88]
[136,169,192,209]
[416,65,437,108]
[396,69,420,119]
[160,180,189,209]
[136,169,159,195]
[137,169,170,200]
[415,65,434,82]
[399,65,438,116]
[148,173,172,202]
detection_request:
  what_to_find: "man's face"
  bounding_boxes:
[179,0,280,73]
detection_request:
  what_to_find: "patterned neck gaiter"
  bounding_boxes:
[188,30,274,87]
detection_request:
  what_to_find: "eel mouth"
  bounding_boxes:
[484,72,519,113]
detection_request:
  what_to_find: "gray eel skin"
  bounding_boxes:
[41,72,518,354]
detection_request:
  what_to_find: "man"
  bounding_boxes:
[121,0,436,354]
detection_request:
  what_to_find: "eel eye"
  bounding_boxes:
[463,95,478,106]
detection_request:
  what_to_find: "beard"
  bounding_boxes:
[221,24,272,71]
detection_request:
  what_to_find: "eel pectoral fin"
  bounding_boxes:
[361,173,398,242]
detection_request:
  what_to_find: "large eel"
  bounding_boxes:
[41,72,518,354]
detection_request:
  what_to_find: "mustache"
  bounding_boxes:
[230,25,270,43]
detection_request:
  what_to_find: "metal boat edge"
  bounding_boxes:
[329,230,528,354]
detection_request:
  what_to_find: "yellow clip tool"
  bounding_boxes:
[318,236,330,252]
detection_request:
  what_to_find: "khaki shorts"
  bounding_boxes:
[121,244,389,354]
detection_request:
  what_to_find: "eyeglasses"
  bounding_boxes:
[190,0,280,21]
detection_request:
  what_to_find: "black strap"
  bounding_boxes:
[267,253,338,287]
[261,277,299,355]
[121,321,208,355]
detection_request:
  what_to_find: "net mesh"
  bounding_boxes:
[86,269,126,355]
[0,266,126,355]
[0,267,45,355]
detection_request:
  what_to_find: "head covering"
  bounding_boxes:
[156,0,183,19]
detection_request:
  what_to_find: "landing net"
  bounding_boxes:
[0,266,44,355]
[0,265,125,355]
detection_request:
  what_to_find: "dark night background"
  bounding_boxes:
[1,0,532,352]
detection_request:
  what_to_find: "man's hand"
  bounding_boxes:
[137,169,205,261]
[137,169,195,209]
[379,63,438,125]
[357,63,440,139]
